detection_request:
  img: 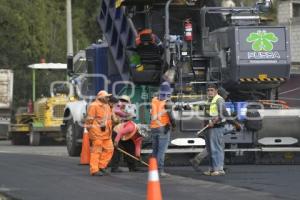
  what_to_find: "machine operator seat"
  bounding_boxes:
[129,29,164,83]
[135,29,163,70]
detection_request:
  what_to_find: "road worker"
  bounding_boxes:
[190,87,241,172]
[201,84,232,176]
[111,95,143,172]
[85,90,114,176]
[150,81,176,177]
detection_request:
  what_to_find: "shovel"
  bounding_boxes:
[196,125,209,137]
[117,147,149,167]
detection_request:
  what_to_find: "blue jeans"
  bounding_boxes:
[151,127,170,171]
[194,124,234,164]
[205,127,225,171]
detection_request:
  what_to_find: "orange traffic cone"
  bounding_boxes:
[80,128,90,165]
[147,157,162,200]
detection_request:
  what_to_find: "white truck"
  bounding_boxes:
[0,69,13,139]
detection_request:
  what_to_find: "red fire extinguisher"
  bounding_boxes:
[27,99,33,113]
[184,19,193,41]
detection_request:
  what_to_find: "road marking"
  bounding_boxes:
[279,86,300,95]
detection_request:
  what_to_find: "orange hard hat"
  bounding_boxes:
[97,90,111,98]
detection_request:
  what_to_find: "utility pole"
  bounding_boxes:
[66,0,73,75]
[66,0,73,56]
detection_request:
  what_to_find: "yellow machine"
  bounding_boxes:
[10,112,33,145]
[29,94,70,145]
[10,63,74,145]
[34,96,68,128]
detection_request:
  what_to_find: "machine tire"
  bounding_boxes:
[29,130,40,146]
[11,132,29,145]
[66,118,82,157]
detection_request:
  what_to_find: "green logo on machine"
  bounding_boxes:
[246,30,278,51]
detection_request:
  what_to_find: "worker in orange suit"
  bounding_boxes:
[85,90,114,176]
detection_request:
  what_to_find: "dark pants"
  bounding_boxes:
[110,131,137,170]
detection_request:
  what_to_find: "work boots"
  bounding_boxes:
[203,170,225,176]
[111,167,124,173]
[189,158,201,172]
[159,169,170,177]
[92,168,109,176]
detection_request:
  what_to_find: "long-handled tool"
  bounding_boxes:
[196,125,209,137]
[117,147,149,167]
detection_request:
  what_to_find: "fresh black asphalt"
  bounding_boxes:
[1,153,299,200]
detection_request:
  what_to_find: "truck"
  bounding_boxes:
[10,63,72,145]
[62,0,300,163]
[0,69,13,139]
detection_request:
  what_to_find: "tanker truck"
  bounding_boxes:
[0,69,13,139]
[62,0,300,163]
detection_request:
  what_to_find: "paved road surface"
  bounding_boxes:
[0,141,299,200]
[0,140,67,157]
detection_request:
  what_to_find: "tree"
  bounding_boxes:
[0,0,103,108]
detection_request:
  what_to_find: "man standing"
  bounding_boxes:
[85,90,114,176]
[150,81,175,177]
[203,84,228,176]
[190,87,241,172]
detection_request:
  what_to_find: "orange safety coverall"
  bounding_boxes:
[86,100,113,175]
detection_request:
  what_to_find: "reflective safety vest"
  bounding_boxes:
[208,94,223,117]
[150,97,170,128]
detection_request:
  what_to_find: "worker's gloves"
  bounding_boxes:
[136,156,142,161]
[164,125,170,134]
[113,141,119,148]
[208,120,215,128]
[234,122,242,132]
[208,118,220,128]
[100,125,106,132]
[171,124,176,131]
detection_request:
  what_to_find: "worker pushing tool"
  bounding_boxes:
[110,95,144,172]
